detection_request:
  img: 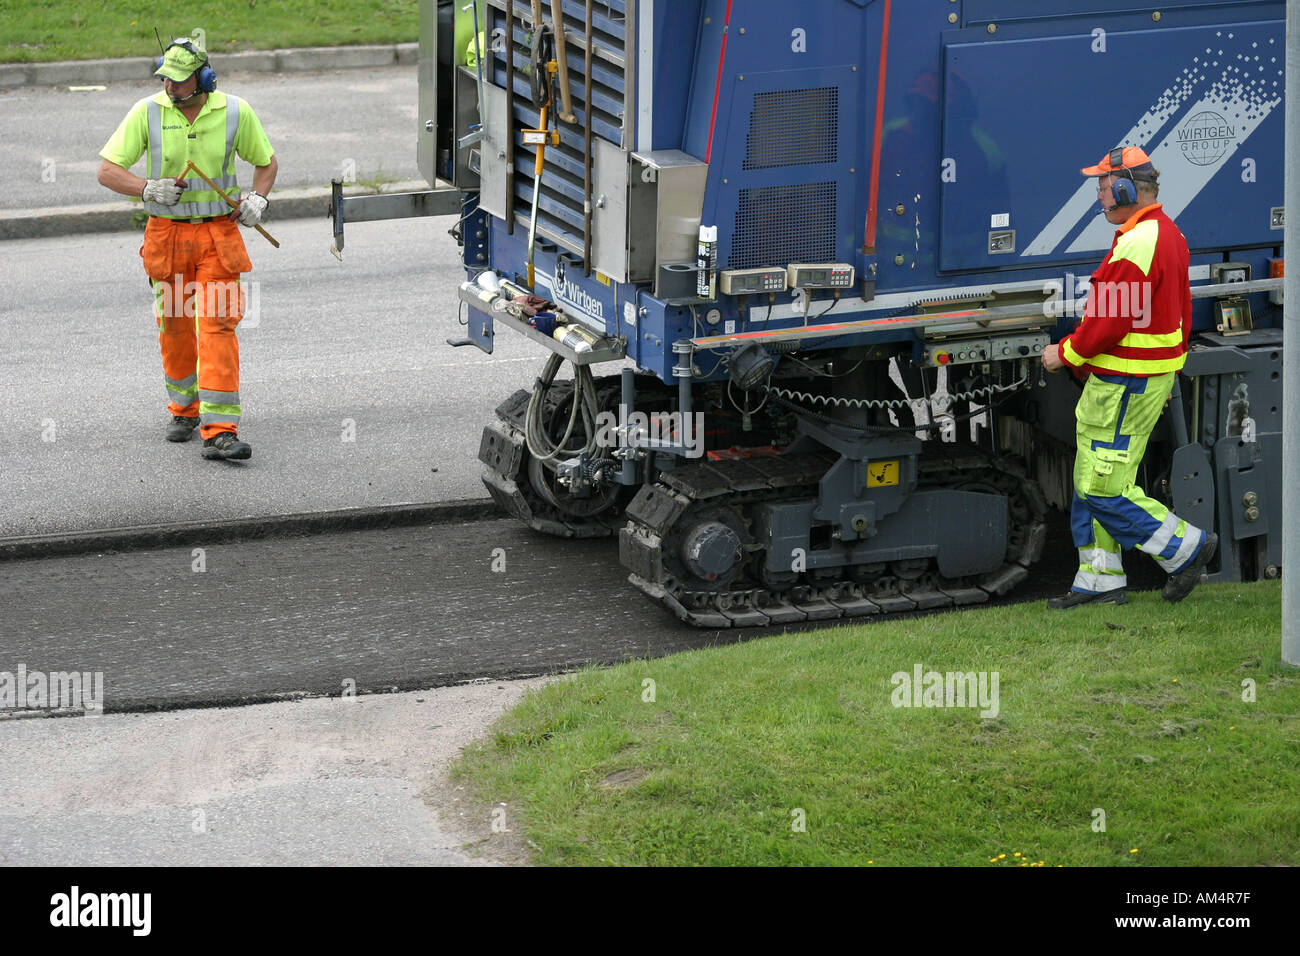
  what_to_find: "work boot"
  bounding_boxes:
[1163,532,1218,603]
[201,432,252,461]
[1046,588,1127,610]
[165,415,199,442]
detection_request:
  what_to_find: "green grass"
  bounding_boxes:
[0,1,418,63]
[453,582,1298,866]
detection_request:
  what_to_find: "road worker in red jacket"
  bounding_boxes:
[97,36,277,461]
[1041,146,1217,608]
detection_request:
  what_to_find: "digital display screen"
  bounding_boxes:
[809,270,827,282]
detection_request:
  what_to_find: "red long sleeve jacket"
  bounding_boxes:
[1060,204,1193,377]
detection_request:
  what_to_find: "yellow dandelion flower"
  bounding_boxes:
[998,853,1006,859]
[1130,848,1139,854]
[1172,678,1179,683]
[1014,852,1021,857]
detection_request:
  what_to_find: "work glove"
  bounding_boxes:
[141,178,184,205]
[236,193,268,227]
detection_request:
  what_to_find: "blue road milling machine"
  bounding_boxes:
[328,0,1286,627]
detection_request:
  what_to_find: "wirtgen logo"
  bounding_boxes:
[0,664,104,714]
[50,887,151,936]
[1177,110,1235,166]
[890,663,1000,718]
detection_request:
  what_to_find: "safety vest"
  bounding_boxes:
[142,91,245,219]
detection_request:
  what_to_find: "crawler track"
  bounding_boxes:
[619,449,1049,628]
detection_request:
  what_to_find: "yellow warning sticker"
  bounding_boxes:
[867,460,899,488]
[594,272,611,286]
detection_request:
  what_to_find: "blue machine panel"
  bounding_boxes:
[939,17,1284,272]
[708,64,862,273]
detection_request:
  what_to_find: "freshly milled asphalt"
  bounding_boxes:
[0,508,1164,714]
[0,518,723,712]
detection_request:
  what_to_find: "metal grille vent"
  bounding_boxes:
[729,182,837,269]
[743,87,838,170]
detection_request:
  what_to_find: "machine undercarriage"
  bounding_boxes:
[480,347,1052,627]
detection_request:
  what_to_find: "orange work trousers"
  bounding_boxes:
[141,216,252,440]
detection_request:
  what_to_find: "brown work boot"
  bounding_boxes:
[165,415,200,442]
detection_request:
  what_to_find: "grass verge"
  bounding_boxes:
[0,0,417,64]
[453,581,1297,866]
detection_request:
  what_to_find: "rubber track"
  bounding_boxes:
[478,387,624,539]
[619,450,1048,628]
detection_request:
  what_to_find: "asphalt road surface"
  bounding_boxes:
[1,65,421,210]
[0,216,554,538]
[0,509,1162,715]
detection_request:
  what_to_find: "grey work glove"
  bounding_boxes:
[142,178,184,205]
[236,193,268,227]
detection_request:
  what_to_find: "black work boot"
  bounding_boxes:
[165,415,200,442]
[1046,589,1128,610]
[1163,532,1218,603]
[201,432,252,461]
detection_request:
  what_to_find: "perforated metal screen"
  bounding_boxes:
[729,182,838,269]
[743,87,839,170]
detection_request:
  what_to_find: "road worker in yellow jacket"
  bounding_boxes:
[1041,146,1216,609]
[97,36,277,461]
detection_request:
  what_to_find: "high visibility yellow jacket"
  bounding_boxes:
[100,90,275,219]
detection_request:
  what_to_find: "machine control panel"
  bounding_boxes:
[922,331,1049,368]
[787,263,855,289]
[720,267,788,295]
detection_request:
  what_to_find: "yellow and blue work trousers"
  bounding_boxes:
[1069,371,1208,594]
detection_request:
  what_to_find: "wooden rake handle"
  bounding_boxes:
[180,160,280,248]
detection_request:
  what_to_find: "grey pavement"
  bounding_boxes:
[0,682,546,866]
[1,54,421,209]
[1,61,432,237]
[0,43,419,91]
[0,216,545,539]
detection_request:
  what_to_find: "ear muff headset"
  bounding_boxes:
[156,39,217,93]
[1108,146,1139,207]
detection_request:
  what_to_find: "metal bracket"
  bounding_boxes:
[328,179,463,259]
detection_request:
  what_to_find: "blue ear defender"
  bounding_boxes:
[155,39,217,92]
[1108,146,1139,207]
